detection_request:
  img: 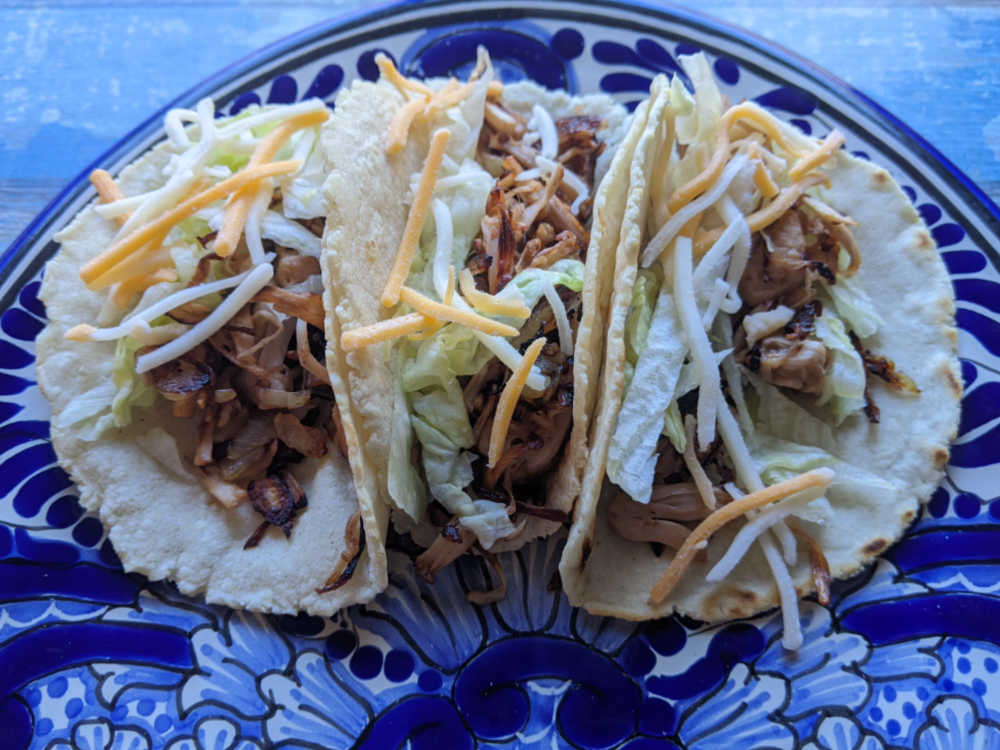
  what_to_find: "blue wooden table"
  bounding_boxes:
[2,0,998,251]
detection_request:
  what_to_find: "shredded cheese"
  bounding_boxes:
[672,236,721,451]
[244,180,273,265]
[90,170,126,213]
[213,107,329,257]
[399,286,518,337]
[428,80,476,112]
[719,197,752,293]
[789,129,845,181]
[111,266,178,309]
[431,198,454,299]
[164,108,196,149]
[541,278,574,357]
[760,532,803,650]
[67,266,262,343]
[465,318,546,391]
[341,312,431,351]
[649,468,834,604]
[81,160,301,289]
[458,268,531,319]
[749,144,780,198]
[642,154,749,268]
[746,173,827,233]
[682,415,717,510]
[128,319,191,346]
[135,264,274,374]
[701,277,731,330]
[65,324,98,342]
[667,102,802,213]
[381,129,451,307]
[89,236,172,291]
[488,337,547,467]
[530,104,558,159]
[375,53,433,97]
[387,97,430,155]
[409,267,455,342]
[706,483,826,582]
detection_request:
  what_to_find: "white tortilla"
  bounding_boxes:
[561,110,961,622]
[321,77,629,550]
[36,120,387,616]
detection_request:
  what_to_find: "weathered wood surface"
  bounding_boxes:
[1,0,997,250]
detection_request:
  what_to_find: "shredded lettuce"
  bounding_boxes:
[607,283,688,503]
[662,399,686,453]
[512,259,585,309]
[279,133,328,219]
[625,269,660,377]
[388,350,428,521]
[260,211,322,257]
[752,433,900,525]
[409,387,517,548]
[395,257,586,539]
[58,335,157,441]
[402,325,495,393]
[746,372,838,454]
[814,313,866,423]
[110,335,158,426]
[821,275,883,339]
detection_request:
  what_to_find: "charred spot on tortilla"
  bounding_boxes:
[863,538,888,555]
[933,447,950,469]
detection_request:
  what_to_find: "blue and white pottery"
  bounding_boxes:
[3,1,1000,748]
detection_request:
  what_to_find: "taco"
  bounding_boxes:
[559,55,961,648]
[322,50,631,591]
[36,99,387,615]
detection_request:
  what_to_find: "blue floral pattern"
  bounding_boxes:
[3,4,1000,748]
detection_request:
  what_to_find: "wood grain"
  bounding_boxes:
[1,1,997,250]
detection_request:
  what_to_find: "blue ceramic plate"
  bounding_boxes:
[4,2,1000,748]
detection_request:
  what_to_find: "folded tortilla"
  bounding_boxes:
[321,66,631,567]
[36,113,387,616]
[560,64,961,626]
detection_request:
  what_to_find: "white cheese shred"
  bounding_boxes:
[672,236,719,451]
[244,180,274,266]
[542,278,573,357]
[85,266,262,343]
[164,108,196,150]
[761,533,803,651]
[717,482,808,651]
[642,154,750,268]
[706,485,824,582]
[702,278,730,330]
[531,104,558,159]
[135,264,274,373]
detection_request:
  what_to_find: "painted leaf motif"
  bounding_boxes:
[180,611,292,719]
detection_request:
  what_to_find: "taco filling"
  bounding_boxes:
[338,53,614,585]
[56,99,360,588]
